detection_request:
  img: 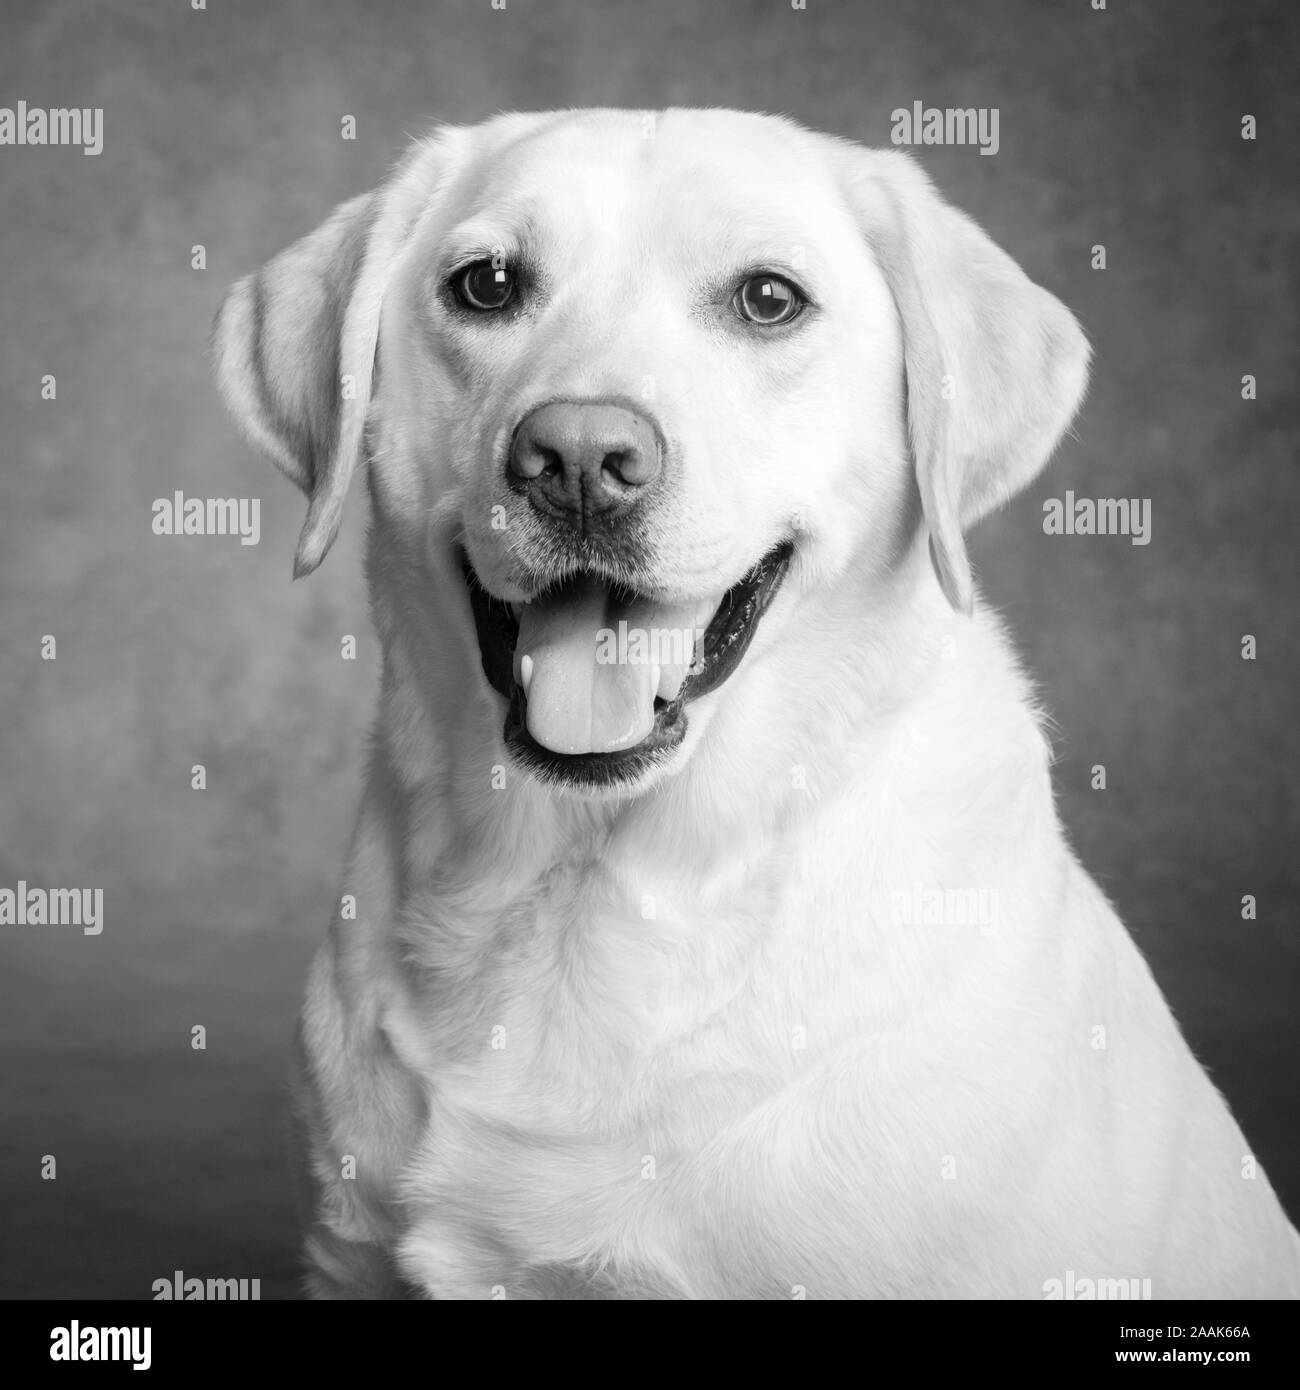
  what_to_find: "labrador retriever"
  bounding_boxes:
[213,108,1300,1299]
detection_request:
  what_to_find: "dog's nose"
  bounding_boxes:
[508,401,662,531]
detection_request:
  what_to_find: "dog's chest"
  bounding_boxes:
[398,1100,692,1298]
[387,854,798,1297]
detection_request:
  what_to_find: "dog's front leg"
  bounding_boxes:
[288,1003,427,1300]
[301,1225,416,1300]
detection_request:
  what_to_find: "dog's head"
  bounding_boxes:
[214,109,1087,797]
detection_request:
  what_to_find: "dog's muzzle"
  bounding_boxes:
[464,541,794,788]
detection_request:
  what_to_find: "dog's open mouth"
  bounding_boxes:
[463,542,793,786]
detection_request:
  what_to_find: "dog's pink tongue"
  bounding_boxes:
[514,578,698,755]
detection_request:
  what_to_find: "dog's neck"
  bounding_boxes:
[350,536,1054,1066]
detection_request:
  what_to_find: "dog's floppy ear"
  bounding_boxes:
[842,150,1090,613]
[212,134,458,577]
[212,193,379,577]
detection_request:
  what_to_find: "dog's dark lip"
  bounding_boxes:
[462,541,794,787]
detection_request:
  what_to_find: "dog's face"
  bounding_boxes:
[215,109,1088,796]
[382,112,910,787]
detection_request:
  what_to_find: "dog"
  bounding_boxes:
[213,108,1300,1299]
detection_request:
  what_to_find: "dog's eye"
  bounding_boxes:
[454,261,516,311]
[733,273,804,326]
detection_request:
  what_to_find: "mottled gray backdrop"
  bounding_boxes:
[1,0,1296,1298]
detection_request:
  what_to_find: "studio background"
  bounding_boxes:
[1,0,1295,1298]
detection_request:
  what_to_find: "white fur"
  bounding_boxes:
[215,109,1300,1300]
